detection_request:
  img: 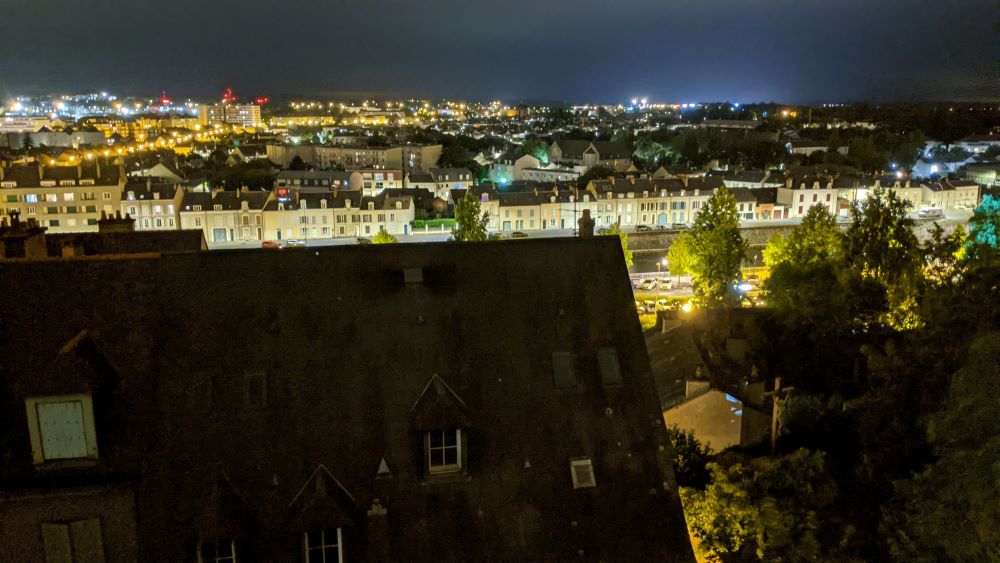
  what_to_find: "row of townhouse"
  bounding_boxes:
[830,176,980,211]
[464,176,741,232]
[178,188,417,243]
[264,191,416,240]
[276,168,472,200]
[0,165,421,243]
[465,170,981,234]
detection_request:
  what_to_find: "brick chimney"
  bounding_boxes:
[98,210,135,233]
[0,211,49,260]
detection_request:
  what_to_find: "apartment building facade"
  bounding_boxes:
[0,163,125,233]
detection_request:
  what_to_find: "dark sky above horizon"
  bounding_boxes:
[1,0,996,104]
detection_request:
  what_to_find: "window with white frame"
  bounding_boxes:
[427,429,462,474]
[199,540,236,563]
[25,395,99,464]
[570,458,596,489]
[304,528,343,563]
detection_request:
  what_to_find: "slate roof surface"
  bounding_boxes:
[0,239,694,561]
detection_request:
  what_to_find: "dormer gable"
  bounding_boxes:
[411,373,470,430]
[288,464,358,530]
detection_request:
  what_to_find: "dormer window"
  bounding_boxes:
[367,202,375,210]
[213,204,223,211]
[25,394,99,464]
[427,429,462,474]
[413,374,470,478]
[198,539,236,563]
[320,199,328,209]
[193,204,202,211]
[304,529,343,563]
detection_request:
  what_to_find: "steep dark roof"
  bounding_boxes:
[0,240,694,561]
[0,164,122,187]
[210,190,271,211]
[123,181,179,201]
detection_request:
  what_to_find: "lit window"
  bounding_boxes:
[427,429,462,474]
[199,540,236,563]
[304,528,343,563]
[25,395,99,464]
[26,194,39,203]
[63,192,75,201]
[46,194,59,202]
[570,458,596,489]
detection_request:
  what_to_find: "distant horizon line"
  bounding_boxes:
[4,92,997,109]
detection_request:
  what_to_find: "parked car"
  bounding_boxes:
[286,239,306,248]
[635,224,652,232]
[261,240,281,249]
[671,223,689,230]
[746,274,760,284]
[356,237,372,245]
[511,231,529,239]
[918,207,944,220]
[642,300,657,313]
[658,278,672,290]
[631,278,642,288]
[655,298,671,311]
[639,278,657,290]
[635,300,644,314]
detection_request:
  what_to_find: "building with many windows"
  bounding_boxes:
[0,163,125,233]
[178,188,270,243]
[0,238,695,561]
[121,180,183,231]
[198,103,263,128]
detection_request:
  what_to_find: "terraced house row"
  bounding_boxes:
[0,165,983,242]
[465,173,981,232]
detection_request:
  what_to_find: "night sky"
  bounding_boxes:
[1,0,996,103]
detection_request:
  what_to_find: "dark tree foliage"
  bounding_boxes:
[664,426,712,488]
[695,184,1000,561]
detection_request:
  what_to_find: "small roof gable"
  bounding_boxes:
[288,464,357,531]
[197,470,252,540]
[411,373,470,430]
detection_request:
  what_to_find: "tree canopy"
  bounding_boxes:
[450,190,492,242]
[687,187,747,305]
[372,228,398,244]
